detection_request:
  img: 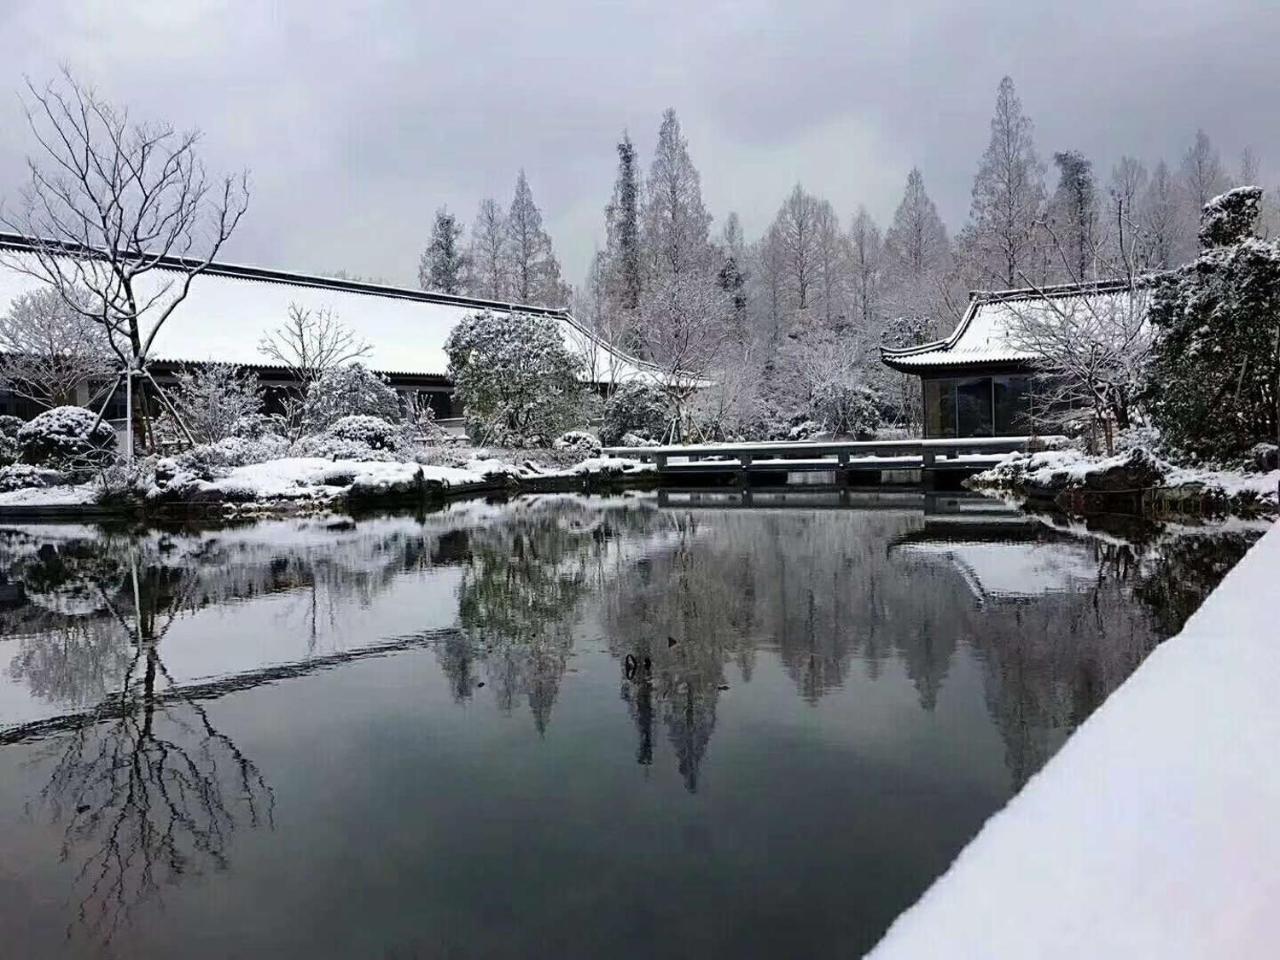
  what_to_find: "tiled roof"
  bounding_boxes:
[881,280,1143,372]
[0,233,658,384]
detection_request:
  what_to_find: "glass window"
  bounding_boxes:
[955,377,993,437]
[924,380,944,438]
[994,376,1032,435]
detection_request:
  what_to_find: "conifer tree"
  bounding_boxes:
[505,171,568,307]
[419,207,468,294]
[883,168,952,327]
[465,198,509,300]
[1048,150,1099,281]
[603,133,643,312]
[960,76,1046,287]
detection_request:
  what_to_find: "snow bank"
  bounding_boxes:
[0,483,98,506]
[869,521,1280,960]
[974,447,1278,514]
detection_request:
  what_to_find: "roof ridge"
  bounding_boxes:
[0,230,570,317]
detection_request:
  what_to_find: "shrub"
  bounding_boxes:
[0,414,22,467]
[301,363,402,433]
[168,363,263,443]
[291,415,404,462]
[231,413,285,440]
[18,406,117,468]
[811,382,881,438]
[600,382,671,445]
[553,430,602,455]
[445,311,584,446]
[324,415,402,450]
[0,464,69,491]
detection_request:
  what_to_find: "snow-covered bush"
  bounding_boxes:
[322,415,402,450]
[553,430,602,455]
[619,432,659,447]
[1147,186,1280,462]
[600,382,670,445]
[231,412,285,440]
[0,463,68,491]
[168,363,263,443]
[811,382,881,438]
[291,415,404,462]
[300,362,402,433]
[787,419,823,441]
[0,414,22,466]
[165,434,289,481]
[17,406,116,468]
[445,311,585,446]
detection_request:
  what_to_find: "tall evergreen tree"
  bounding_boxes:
[642,108,714,282]
[505,170,568,307]
[1048,150,1099,281]
[960,76,1046,287]
[603,133,643,312]
[465,198,509,300]
[883,168,952,327]
[1141,160,1185,269]
[717,212,749,341]
[1181,129,1227,210]
[848,206,884,328]
[419,206,468,294]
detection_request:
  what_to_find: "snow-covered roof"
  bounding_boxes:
[896,539,1101,602]
[881,280,1143,373]
[0,233,658,385]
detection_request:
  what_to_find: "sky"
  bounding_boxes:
[0,0,1276,290]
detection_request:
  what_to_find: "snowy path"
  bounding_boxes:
[869,520,1280,959]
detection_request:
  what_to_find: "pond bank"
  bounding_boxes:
[0,454,660,521]
[967,447,1279,521]
[869,519,1280,959]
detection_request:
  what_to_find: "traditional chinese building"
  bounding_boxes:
[880,280,1139,438]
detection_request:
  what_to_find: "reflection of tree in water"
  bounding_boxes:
[0,537,274,948]
[445,498,668,733]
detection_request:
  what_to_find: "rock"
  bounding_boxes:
[1249,442,1278,473]
[1078,447,1167,492]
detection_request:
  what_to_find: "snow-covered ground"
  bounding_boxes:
[0,453,655,510]
[869,520,1280,959]
[973,447,1279,513]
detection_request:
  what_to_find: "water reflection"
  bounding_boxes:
[2,548,274,946]
[0,495,1263,954]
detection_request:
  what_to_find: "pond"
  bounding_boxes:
[0,491,1263,958]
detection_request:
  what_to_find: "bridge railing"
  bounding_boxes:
[602,436,1058,471]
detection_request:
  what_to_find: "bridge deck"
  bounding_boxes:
[603,436,1048,478]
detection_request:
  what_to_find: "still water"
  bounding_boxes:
[0,491,1261,958]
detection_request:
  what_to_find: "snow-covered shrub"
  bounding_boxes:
[291,415,404,462]
[323,415,402,450]
[231,412,285,440]
[402,394,448,446]
[553,430,602,455]
[301,363,402,433]
[1147,186,1280,462]
[0,414,22,466]
[445,310,585,446]
[787,419,822,441]
[166,434,289,481]
[811,382,881,438]
[168,363,263,443]
[600,382,670,445]
[619,432,659,447]
[1249,442,1279,473]
[0,463,68,491]
[17,406,116,468]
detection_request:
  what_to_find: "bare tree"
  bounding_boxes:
[464,198,509,300]
[0,70,249,456]
[258,304,371,435]
[258,303,371,383]
[0,286,113,408]
[1008,207,1154,450]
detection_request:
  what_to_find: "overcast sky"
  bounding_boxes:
[1,1,1276,289]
